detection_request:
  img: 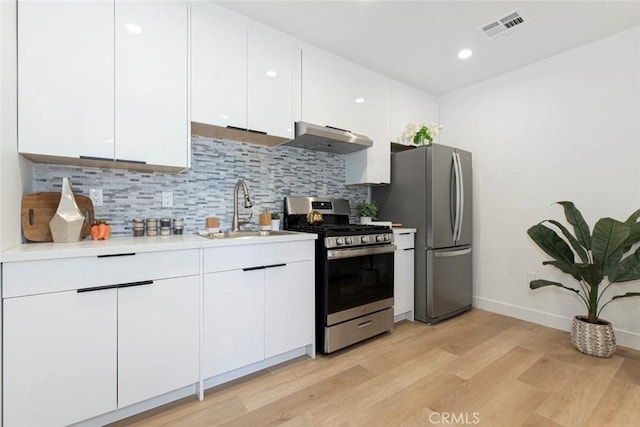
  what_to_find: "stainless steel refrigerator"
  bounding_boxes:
[373,143,472,324]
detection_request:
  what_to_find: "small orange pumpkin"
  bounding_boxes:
[91,220,111,240]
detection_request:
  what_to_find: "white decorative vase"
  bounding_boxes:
[360,216,372,224]
[49,177,85,243]
[271,219,281,230]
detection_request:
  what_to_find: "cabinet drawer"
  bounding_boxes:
[2,249,199,298]
[204,241,314,273]
[394,232,415,250]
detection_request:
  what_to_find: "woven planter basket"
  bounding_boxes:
[570,315,616,358]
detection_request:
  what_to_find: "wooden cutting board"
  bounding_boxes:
[21,192,95,242]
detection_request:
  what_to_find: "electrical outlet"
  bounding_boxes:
[527,271,537,284]
[162,191,173,208]
[89,189,103,207]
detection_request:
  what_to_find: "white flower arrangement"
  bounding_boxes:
[400,123,444,145]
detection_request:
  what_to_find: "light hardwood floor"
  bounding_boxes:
[111,309,640,426]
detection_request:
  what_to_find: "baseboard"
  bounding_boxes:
[70,347,311,426]
[473,296,640,350]
[394,311,414,323]
[72,385,198,427]
[203,347,309,390]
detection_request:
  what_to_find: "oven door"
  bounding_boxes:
[325,244,395,325]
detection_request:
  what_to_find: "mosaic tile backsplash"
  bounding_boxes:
[32,136,369,236]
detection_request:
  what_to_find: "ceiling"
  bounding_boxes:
[216,0,640,96]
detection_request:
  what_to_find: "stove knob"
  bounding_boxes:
[376,235,383,242]
[384,234,390,241]
[345,237,353,245]
[361,236,369,243]
[336,237,345,245]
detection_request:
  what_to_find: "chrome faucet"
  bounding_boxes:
[232,179,253,231]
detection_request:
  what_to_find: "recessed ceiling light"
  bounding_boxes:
[266,70,277,77]
[221,114,229,119]
[458,49,473,59]
[125,23,142,34]
[355,97,365,104]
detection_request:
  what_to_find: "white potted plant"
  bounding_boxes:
[401,123,443,146]
[271,212,281,230]
[355,201,379,224]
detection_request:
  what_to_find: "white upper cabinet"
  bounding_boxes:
[191,6,298,140]
[114,0,189,168]
[340,61,389,140]
[342,61,391,184]
[191,3,247,130]
[17,0,189,171]
[301,47,391,185]
[248,25,297,139]
[390,81,439,145]
[301,46,342,129]
[17,0,115,160]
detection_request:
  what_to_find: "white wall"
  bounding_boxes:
[439,27,640,349]
[1,0,32,252]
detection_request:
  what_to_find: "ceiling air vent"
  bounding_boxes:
[479,9,529,40]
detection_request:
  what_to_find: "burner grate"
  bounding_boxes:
[287,223,392,236]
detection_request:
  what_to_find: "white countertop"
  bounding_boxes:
[1,232,317,263]
[392,227,417,233]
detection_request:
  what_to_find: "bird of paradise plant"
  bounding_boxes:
[527,201,640,324]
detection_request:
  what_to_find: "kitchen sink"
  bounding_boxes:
[198,230,298,240]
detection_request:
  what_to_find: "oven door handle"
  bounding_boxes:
[327,244,396,260]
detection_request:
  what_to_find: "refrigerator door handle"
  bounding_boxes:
[449,154,456,238]
[434,247,472,257]
[449,151,460,242]
[452,152,462,241]
[455,152,465,241]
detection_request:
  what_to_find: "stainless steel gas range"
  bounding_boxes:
[284,197,395,353]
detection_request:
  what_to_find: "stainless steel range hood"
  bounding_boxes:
[280,122,373,154]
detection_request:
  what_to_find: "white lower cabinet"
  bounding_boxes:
[1,241,315,425]
[3,289,118,427]
[117,276,199,408]
[2,249,200,426]
[264,260,314,358]
[203,241,315,379]
[394,230,416,321]
[203,269,266,378]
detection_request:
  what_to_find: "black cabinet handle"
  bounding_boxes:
[243,263,286,272]
[403,248,414,251]
[97,253,136,258]
[115,158,146,164]
[80,155,113,162]
[81,155,145,164]
[77,280,154,293]
[117,280,154,289]
[399,232,411,235]
[77,284,119,293]
[225,125,268,136]
[264,263,286,269]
